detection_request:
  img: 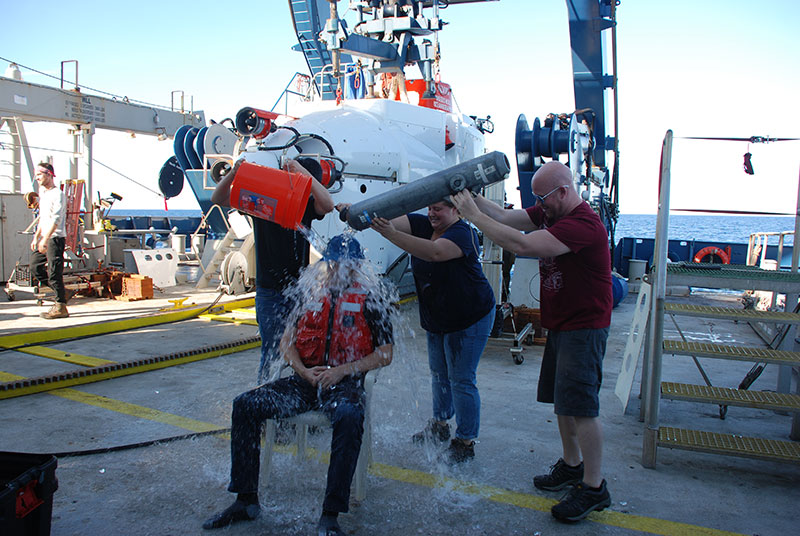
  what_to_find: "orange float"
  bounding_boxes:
[693,246,730,264]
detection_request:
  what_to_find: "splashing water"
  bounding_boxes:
[260,228,422,405]
[285,228,400,360]
[296,224,329,264]
[302,232,421,393]
[255,229,463,502]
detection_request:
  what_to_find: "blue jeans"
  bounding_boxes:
[255,287,292,382]
[426,308,494,441]
[228,374,365,513]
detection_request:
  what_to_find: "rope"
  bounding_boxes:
[675,136,800,142]
[92,158,164,197]
[0,140,164,198]
[0,141,75,155]
[42,428,231,458]
[1,56,177,111]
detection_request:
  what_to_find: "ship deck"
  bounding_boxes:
[1,281,798,536]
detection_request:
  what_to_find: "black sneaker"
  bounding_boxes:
[202,500,260,530]
[317,514,345,536]
[412,419,451,444]
[442,438,475,464]
[551,480,611,523]
[533,458,584,491]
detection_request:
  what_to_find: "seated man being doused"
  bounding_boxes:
[203,234,394,536]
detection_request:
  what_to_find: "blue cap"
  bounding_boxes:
[323,234,365,262]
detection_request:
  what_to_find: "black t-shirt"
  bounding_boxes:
[254,198,325,291]
[407,214,496,333]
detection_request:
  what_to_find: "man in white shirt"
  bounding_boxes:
[30,162,69,319]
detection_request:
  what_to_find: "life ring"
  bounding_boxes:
[693,246,730,264]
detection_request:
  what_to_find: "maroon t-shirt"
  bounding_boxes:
[526,202,612,331]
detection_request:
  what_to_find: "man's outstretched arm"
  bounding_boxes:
[451,190,569,258]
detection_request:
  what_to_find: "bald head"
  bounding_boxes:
[532,161,573,191]
[530,161,581,220]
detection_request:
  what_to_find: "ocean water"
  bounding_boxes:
[615,214,795,246]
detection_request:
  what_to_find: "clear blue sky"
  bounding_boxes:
[2,0,798,214]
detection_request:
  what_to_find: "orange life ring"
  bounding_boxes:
[693,246,730,264]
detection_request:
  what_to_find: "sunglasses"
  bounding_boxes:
[533,185,565,205]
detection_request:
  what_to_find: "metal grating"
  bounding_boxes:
[658,427,800,464]
[666,263,800,293]
[664,303,800,324]
[661,382,800,412]
[663,340,800,366]
[667,263,800,281]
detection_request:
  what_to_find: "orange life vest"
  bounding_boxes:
[295,287,374,368]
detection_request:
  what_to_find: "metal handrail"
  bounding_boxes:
[747,230,795,268]
[270,72,316,115]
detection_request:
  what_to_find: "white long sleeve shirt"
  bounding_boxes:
[38,186,66,239]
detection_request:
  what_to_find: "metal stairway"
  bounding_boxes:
[648,273,800,466]
[664,302,800,323]
[641,130,800,467]
[661,381,800,413]
[289,0,353,101]
[657,427,800,464]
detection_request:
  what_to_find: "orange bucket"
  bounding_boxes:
[230,161,312,229]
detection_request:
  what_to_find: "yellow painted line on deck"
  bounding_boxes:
[0,340,261,400]
[0,296,256,350]
[0,307,203,349]
[0,371,24,382]
[37,384,743,536]
[369,462,744,536]
[16,345,115,367]
[52,389,222,433]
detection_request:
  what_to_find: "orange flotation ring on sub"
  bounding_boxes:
[693,246,730,264]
